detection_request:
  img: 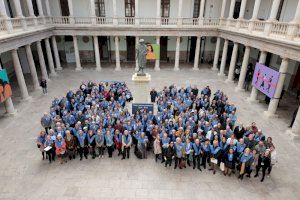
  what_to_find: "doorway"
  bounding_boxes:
[233,0,241,19]
[160,36,168,61]
[98,36,110,61]
[126,36,135,61]
[189,37,197,63]
[60,0,70,16]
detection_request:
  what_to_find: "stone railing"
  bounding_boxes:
[0,16,299,41]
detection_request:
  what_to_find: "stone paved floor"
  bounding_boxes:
[0,64,299,200]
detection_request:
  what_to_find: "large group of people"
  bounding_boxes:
[37,81,276,182]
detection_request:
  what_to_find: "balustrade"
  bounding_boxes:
[271,21,288,36]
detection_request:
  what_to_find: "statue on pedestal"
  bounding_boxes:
[136,39,147,76]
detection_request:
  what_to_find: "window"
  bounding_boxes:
[95,0,105,17]
[193,0,201,18]
[161,0,170,17]
[125,0,135,17]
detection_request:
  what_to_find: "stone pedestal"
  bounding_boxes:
[132,73,151,103]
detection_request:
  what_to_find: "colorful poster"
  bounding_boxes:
[0,69,12,103]
[252,63,280,98]
[146,44,160,60]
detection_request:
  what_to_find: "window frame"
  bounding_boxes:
[125,0,135,17]
[161,0,170,18]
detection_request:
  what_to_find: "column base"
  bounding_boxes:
[246,97,259,103]
[49,72,58,77]
[286,129,300,140]
[5,109,17,116]
[218,73,225,76]
[115,67,121,71]
[263,111,278,118]
[96,67,102,72]
[34,86,42,91]
[174,67,180,71]
[235,87,245,92]
[75,67,83,71]
[211,67,218,71]
[154,67,160,71]
[192,67,199,71]
[225,79,234,83]
[56,67,63,71]
[23,96,33,102]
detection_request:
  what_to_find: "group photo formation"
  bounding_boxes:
[0,0,300,199]
[37,81,276,183]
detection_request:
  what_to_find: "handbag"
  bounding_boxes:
[211,158,218,164]
[220,162,225,171]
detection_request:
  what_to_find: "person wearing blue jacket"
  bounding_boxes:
[201,139,210,169]
[174,138,185,169]
[192,139,202,171]
[75,130,88,160]
[95,129,105,158]
[105,130,114,158]
[209,140,221,174]
[122,130,132,160]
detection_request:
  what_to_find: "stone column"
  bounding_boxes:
[37,41,49,81]
[68,0,74,24]
[199,0,205,25]
[154,36,160,71]
[112,0,117,25]
[45,38,57,76]
[219,39,229,76]
[156,0,161,26]
[248,0,261,31]
[45,0,51,16]
[25,44,40,90]
[177,0,183,26]
[265,57,289,117]
[236,45,250,91]
[73,36,82,71]
[135,36,139,71]
[11,49,30,100]
[226,42,238,82]
[264,0,281,35]
[0,63,16,115]
[212,37,221,71]
[228,0,236,19]
[12,0,27,29]
[292,106,300,135]
[248,51,267,102]
[90,0,96,24]
[174,36,181,71]
[36,0,45,23]
[51,36,62,70]
[193,36,201,70]
[93,36,102,71]
[26,0,38,25]
[115,36,121,71]
[236,0,247,29]
[0,0,13,32]
[135,0,139,25]
[220,0,227,19]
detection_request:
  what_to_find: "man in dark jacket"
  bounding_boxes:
[165,142,175,167]
[254,150,271,182]
[234,124,245,140]
[150,88,158,103]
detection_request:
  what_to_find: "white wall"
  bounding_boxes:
[49,0,62,16]
[204,0,222,18]
[139,0,157,18]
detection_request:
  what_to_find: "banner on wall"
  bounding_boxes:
[146,44,160,60]
[0,69,12,103]
[252,63,280,98]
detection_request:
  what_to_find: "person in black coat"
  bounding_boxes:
[164,142,175,167]
[40,79,47,94]
[223,148,236,176]
[150,88,158,103]
[254,150,271,182]
[234,124,245,140]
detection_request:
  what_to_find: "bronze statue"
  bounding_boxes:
[136,39,147,75]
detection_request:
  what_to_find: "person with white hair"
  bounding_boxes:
[55,134,66,164]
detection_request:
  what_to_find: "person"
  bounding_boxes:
[36,131,46,160]
[174,138,185,169]
[105,130,114,158]
[88,130,97,159]
[238,148,252,180]
[64,130,76,160]
[40,78,47,94]
[44,135,55,163]
[95,129,105,158]
[114,130,122,156]
[209,140,221,174]
[153,136,162,162]
[165,142,175,168]
[234,66,240,81]
[254,150,271,182]
[146,44,156,60]
[223,148,236,176]
[41,112,52,134]
[192,138,202,171]
[150,88,158,103]
[136,132,148,159]
[122,130,132,160]
[201,139,210,169]
[185,138,192,167]
[55,134,66,164]
[75,130,89,160]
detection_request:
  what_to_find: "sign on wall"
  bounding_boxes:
[252,63,280,98]
[132,103,154,114]
[0,69,12,103]
[146,44,160,60]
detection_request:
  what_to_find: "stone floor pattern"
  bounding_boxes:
[0,64,299,200]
